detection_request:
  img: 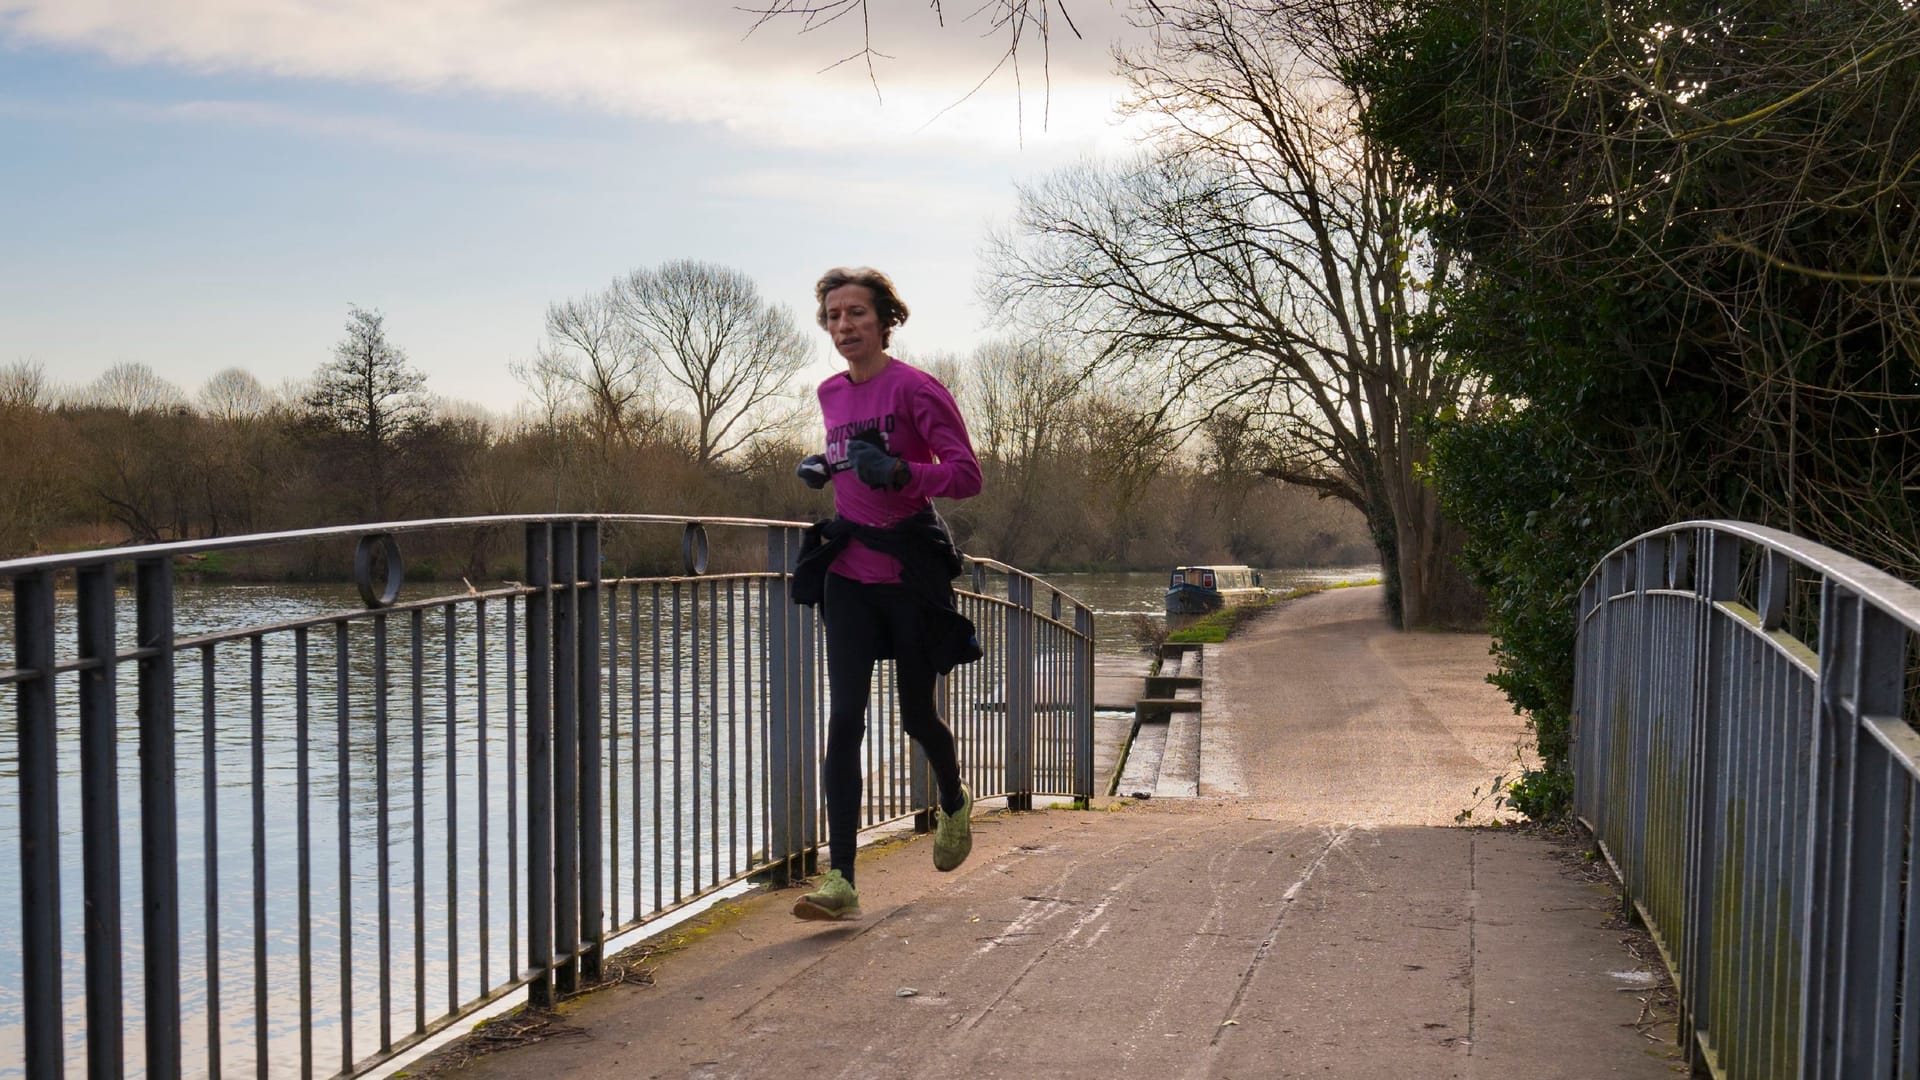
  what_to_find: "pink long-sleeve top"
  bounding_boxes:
[819,357,982,583]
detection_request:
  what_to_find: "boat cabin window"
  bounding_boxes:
[1202,570,1216,589]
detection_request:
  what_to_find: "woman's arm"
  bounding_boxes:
[901,378,982,501]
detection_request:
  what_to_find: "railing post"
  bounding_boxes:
[765,527,808,884]
[578,522,604,982]
[15,569,62,1080]
[524,524,553,1008]
[552,523,580,996]
[1074,604,1095,803]
[1004,573,1034,812]
[800,580,820,868]
[137,555,182,1080]
[78,564,124,1075]
[1681,527,1739,1062]
[1806,584,1907,1076]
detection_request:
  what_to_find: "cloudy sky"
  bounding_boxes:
[0,1,1148,413]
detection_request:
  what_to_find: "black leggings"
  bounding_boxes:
[823,572,965,883]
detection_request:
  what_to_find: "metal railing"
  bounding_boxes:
[0,513,1095,1079]
[1575,520,1920,1079]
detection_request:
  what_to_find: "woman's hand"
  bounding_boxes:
[796,454,831,489]
[846,439,909,490]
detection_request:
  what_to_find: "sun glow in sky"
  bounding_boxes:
[0,1,1148,414]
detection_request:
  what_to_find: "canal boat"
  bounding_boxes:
[1165,565,1265,615]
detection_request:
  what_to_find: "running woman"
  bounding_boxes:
[790,266,983,920]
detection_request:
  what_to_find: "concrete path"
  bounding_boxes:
[423,586,1683,1080]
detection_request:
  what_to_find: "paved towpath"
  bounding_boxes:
[425,586,1683,1079]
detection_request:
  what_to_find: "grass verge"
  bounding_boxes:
[1165,578,1381,644]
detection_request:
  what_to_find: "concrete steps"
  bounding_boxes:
[1114,644,1205,799]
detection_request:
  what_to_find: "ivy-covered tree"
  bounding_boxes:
[1348,0,1920,814]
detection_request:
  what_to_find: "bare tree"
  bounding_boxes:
[962,338,1085,559]
[79,361,186,413]
[0,361,65,553]
[522,293,666,454]
[197,367,274,422]
[0,360,48,410]
[743,1,1099,111]
[988,0,1480,627]
[612,260,811,466]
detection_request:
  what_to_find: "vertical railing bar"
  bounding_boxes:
[412,608,427,1038]
[476,599,491,999]
[199,644,221,1080]
[628,583,642,919]
[507,597,521,988]
[652,581,664,913]
[728,580,739,879]
[1723,621,1748,1069]
[335,621,353,1073]
[1079,604,1094,801]
[1764,622,1789,1076]
[137,555,183,1080]
[1743,636,1767,1076]
[1840,604,1906,1075]
[552,524,579,995]
[296,628,314,1080]
[863,655,875,825]
[1782,590,1802,1077]
[1689,572,1720,1068]
[709,578,719,888]
[76,564,123,1080]
[15,569,62,1078]
[1901,776,1920,1080]
[249,638,268,1077]
[375,614,393,1050]
[1691,528,1734,1067]
[673,581,684,903]
[765,531,796,883]
[1805,583,1848,1079]
[525,525,554,1007]
[755,576,769,876]
[1735,615,1758,1072]
[606,581,621,931]
[691,581,703,885]
[806,600,822,864]
[577,523,603,981]
[445,602,461,1014]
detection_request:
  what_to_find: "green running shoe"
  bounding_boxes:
[933,784,973,871]
[792,869,861,920]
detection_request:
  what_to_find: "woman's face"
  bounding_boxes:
[823,283,885,368]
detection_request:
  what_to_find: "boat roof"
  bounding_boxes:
[1171,564,1256,573]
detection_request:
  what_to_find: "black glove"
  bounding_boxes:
[846,438,909,490]
[796,454,830,490]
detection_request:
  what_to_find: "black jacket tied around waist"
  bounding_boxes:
[792,508,983,675]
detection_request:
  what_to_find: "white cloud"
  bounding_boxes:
[0,0,1150,153]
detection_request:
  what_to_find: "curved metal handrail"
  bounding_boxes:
[1575,519,1920,1076]
[0,512,811,577]
[1582,518,1920,635]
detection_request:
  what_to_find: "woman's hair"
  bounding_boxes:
[814,267,910,346]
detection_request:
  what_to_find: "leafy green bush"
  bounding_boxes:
[1505,767,1574,823]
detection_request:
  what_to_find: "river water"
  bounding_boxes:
[0,565,1375,1077]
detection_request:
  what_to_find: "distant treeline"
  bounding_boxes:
[0,306,1372,579]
